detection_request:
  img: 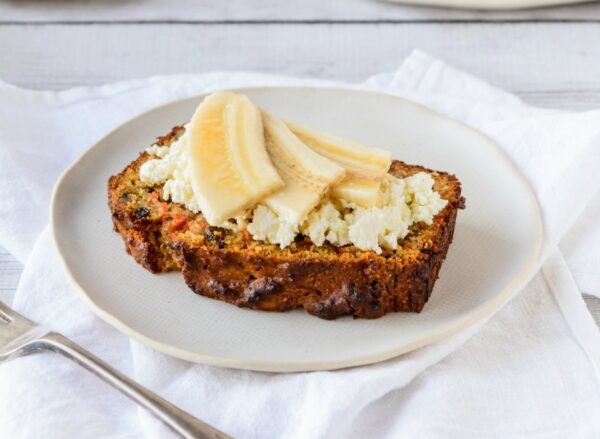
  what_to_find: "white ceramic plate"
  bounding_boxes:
[385,0,589,10]
[51,87,542,372]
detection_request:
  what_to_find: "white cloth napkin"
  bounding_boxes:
[1,51,599,438]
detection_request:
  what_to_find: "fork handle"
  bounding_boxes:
[38,332,231,439]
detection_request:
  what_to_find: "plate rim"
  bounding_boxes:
[384,0,589,10]
[50,85,544,372]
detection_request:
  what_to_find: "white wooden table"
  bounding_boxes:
[0,0,598,325]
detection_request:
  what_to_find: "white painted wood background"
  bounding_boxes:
[0,0,599,325]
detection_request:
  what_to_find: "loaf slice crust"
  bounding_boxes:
[108,126,465,319]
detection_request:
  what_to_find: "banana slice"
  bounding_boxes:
[286,122,392,207]
[332,177,382,208]
[286,122,391,179]
[262,112,346,224]
[187,92,284,225]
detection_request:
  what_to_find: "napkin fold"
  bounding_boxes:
[0,51,599,438]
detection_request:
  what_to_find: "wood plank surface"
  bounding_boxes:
[2,0,600,22]
[1,23,600,110]
[0,249,21,305]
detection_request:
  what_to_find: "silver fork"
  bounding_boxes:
[0,300,231,439]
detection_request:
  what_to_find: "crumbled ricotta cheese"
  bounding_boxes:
[139,127,202,213]
[247,205,298,248]
[248,173,446,254]
[145,144,169,158]
[404,172,448,225]
[139,130,447,254]
[300,200,349,247]
[344,175,412,253]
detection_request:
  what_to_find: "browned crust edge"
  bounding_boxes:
[173,206,458,319]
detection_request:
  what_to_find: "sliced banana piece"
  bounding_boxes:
[286,121,392,179]
[187,92,284,225]
[286,122,392,207]
[262,112,346,224]
[332,177,382,208]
